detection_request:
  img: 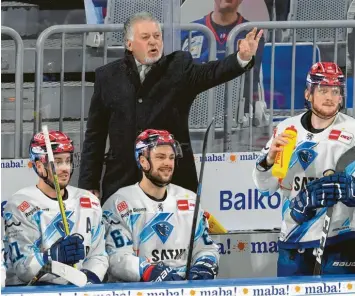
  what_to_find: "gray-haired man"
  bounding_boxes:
[79,11,263,205]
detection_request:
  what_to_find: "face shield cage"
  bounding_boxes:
[135,133,183,169]
[29,142,74,178]
[305,73,345,110]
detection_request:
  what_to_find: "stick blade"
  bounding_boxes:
[51,261,87,287]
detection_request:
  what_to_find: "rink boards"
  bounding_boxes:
[2,275,355,296]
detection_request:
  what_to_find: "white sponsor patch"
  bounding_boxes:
[338,131,354,145]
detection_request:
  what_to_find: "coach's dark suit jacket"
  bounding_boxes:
[79,49,254,204]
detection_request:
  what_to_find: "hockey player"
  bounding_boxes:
[253,62,355,275]
[4,131,108,285]
[103,129,219,282]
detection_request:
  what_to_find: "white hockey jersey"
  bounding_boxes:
[1,240,6,287]
[102,183,220,282]
[3,185,108,285]
[253,112,355,249]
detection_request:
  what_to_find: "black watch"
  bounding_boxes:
[256,154,273,172]
[244,56,255,70]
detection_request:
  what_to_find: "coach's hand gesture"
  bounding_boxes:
[238,27,263,61]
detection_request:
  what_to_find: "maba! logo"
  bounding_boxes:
[218,238,278,255]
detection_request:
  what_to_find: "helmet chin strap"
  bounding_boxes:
[39,167,57,190]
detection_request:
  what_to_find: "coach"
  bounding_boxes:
[79,11,263,204]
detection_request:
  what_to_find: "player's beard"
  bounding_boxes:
[48,172,70,189]
[50,177,69,190]
[58,179,69,189]
[145,166,173,187]
[311,100,339,119]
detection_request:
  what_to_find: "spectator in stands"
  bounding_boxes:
[181,0,265,126]
[79,11,263,205]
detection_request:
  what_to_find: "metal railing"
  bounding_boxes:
[5,21,355,155]
[224,20,355,152]
[1,26,24,158]
[34,23,217,151]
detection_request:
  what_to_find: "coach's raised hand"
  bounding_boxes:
[238,27,263,62]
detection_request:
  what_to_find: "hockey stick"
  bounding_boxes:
[27,261,87,287]
[313,146,355,275]
[28,125,78,285]
[42,125,71,236]
[185,118,215,280]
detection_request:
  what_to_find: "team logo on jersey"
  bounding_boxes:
[140,213,173,243]
[80,197,92,208]
[177,199,195,211]
[157,203,164,212]
[289,141,318,170]
[328,129,354,145]
[17,201,30,212]
[117,201,128,212]
[152,221,174,244]
[297,149,318,171]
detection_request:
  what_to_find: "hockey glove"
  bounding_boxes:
[142,262,183,282]
[44,233,85,265]
[335,172,355,207]
[290,175,343,224]
[188,256,218,280]
[81,269,101,284]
